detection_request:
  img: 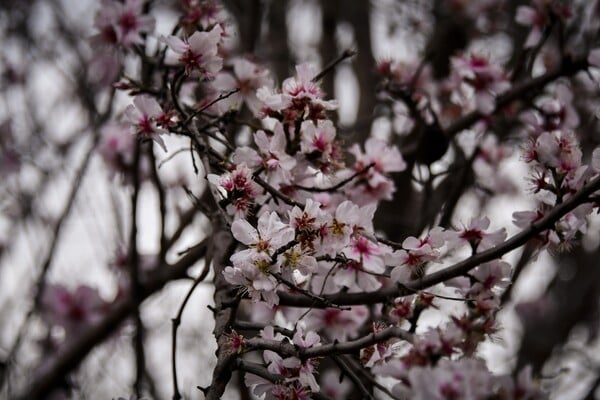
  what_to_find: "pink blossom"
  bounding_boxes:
[360,322,396,367]
[316,234,388,293]
[408,358,498,400]
[290,328,321,391]
[534,130,582,175]
[346,236,386,275]
[320,369,351,400]
[350,137,406,175]
[327,257,383,293]
[180,0,223,32]
[592,147,600,172]
[164,25,223,77]
[225,212,294,306]
[346,138,406,204]
[251,327,321,394]
[92,0,155,48]
[320,202,354,254]
[41,284,106,335]
[278,243,318,278]
[212,58,273,115]
[589,48,600,69]
[515,1,571,48]
[257,63,337,121]
[98,122,135,179]
[223,257,280,306]
[512,210,544,229]
[519,85,580,134]
[287,199,330,253]
[305,305,369,341]
[515,5,546,48]
[389,244,439,283]
[388,227,448,282]
[388,296,414,322]
[230,211,295,257]
[207,163,263,218]
[451,53,510,115]
[124,95,168,152]
[554,204,593,243]
[233,123,296,187]
[469,260,511,296]
[447,216,507,251]
[319,200,376,256]
[282,63,337,112]
[300,119,339,172]
[245,373,276,398]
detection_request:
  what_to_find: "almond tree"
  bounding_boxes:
[1,1,600,399]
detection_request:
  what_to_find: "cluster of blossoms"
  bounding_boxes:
[207,55,562,397]
[512,81,598,250]
[258,64,338,122]
[380,358,542,399]
[246,327,321,398]
[208,62,406,221]
[89,0,156,86]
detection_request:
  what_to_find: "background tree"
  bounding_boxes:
[1,0,600,399]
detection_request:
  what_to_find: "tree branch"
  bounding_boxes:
[245,325,412,359]
[203,228,239,400]
[13,240,209,400]
[278,174,600,307]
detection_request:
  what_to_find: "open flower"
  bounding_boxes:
[451,53,510,115]
[232,122,296,187]
[164,25,223,77]
[92,0,156,49]
[124,95,168,152]
[225,212,295,306]
[211,58,273,115]
[447,216,506,251]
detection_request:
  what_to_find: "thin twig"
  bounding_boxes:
[129,140,146,397]
[294,163,375,192]
[312,49,357,83]
[171,255,212,400]
[330,354,374,400]
[149,147,168,262]
[254,175,305,208]
[182,88,240,127]
[271,272,348,310]
[340,354,402,400]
